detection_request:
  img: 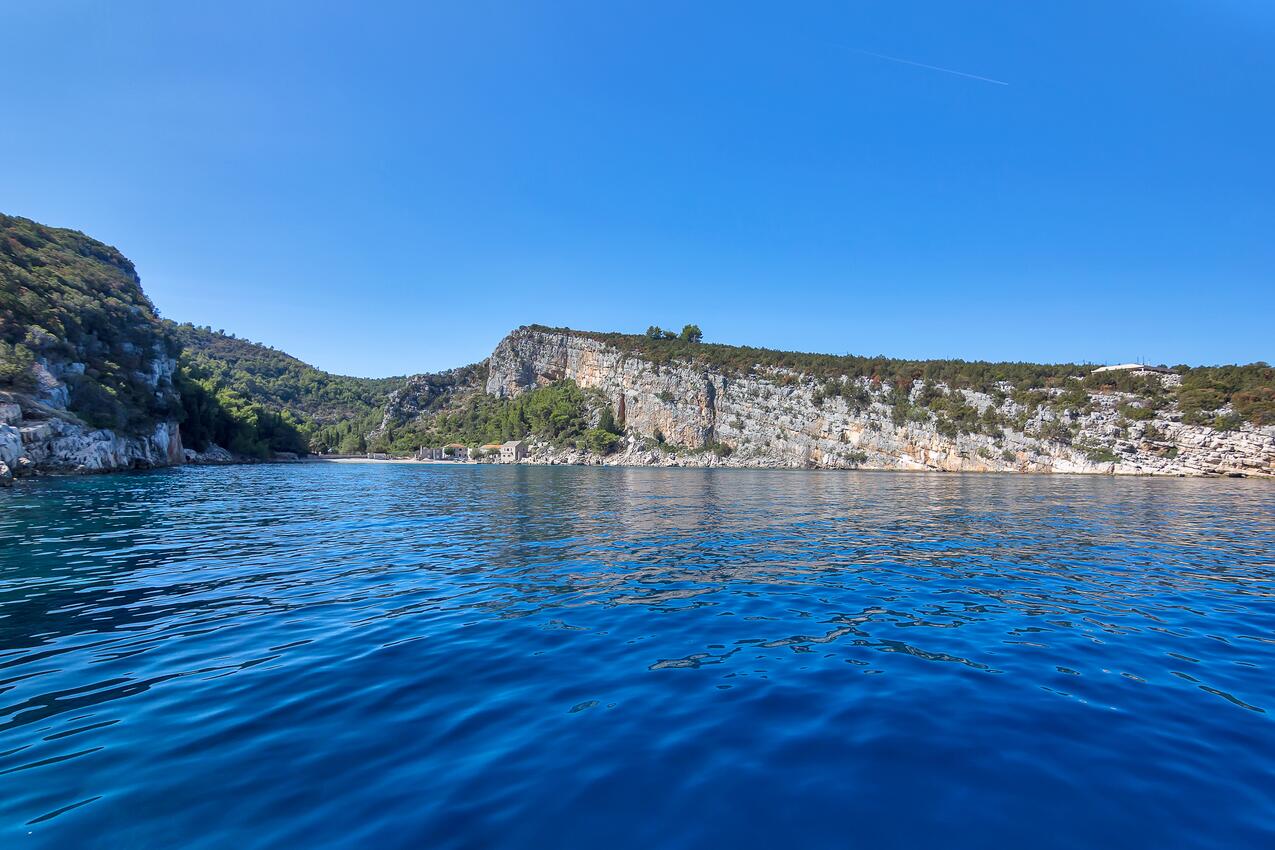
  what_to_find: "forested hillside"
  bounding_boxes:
[169,323,403,425]
[368,379,623,456]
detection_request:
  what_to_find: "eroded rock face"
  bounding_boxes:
[0,359,185,478]
[486,328,1275,477]
[0,421,21,469]
[2,408,183,475]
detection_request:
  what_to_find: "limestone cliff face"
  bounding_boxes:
[1,352,184,480]
[486,327,1275,477]
[1,213,187,481]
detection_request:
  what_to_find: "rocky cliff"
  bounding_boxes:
[1,214,334,480]
[486,327,1275,477]
[0,348,185,483]
[1,392,183,482]
[1,215,186,482]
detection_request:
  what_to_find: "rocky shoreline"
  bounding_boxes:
[0,388,298,486]
[5,327,1272,484]
[512,439,1261,476]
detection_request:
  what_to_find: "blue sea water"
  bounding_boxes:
[1,464,1273,849]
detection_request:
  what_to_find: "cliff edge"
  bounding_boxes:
[484,326,1274,476]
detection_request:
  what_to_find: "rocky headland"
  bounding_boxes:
[1,214,313,483]
[477,327,1273,477]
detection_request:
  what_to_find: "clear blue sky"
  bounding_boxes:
[3,1,1272,376]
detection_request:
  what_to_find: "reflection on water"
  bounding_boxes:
[1,465,1273,849]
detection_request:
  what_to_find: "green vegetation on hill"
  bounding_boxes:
[537,325,1275,429]
[1080,363,1274,427]
[169,322,403,425]
[550,324,1093,393]
[1174,365,1275,427]
[306,411,384,455]
[170,322,420,453]
[176,363,310,458]
[370,380,622,455]
[304,365,487,454]
[1,214,309,455]
[1,213,181,430]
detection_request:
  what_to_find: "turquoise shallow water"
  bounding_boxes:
[1,464,1273,848]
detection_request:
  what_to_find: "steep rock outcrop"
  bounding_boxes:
[2,214,186,476]
[1,382,184,475]
[486,327,1275,476]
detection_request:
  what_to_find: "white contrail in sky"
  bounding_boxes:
[841,46,1009,86]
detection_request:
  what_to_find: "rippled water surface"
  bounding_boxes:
[2,464,1273,848]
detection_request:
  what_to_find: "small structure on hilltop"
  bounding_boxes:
[1090,363,1173,376]
[500,440,527,463]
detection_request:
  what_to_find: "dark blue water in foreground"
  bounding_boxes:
[1,465,1273,849]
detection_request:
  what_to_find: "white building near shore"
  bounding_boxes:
[500,440,527,463]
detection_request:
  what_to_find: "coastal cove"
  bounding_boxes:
[6,7,1275,849]
[2,463,1273,848]
[4,215,1273,483]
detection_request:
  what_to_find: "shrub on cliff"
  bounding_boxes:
[1212,414,1243,432]
[1117,402,1155,421]
[0,341,35,390]
[598,407,620,435]
[1080,443,1120,463]
[1233,387,1275,426]
[1036,418,1076,446]
[1176,363,1274,427]
[580,427,622,454]
[1052,383,1090,414]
